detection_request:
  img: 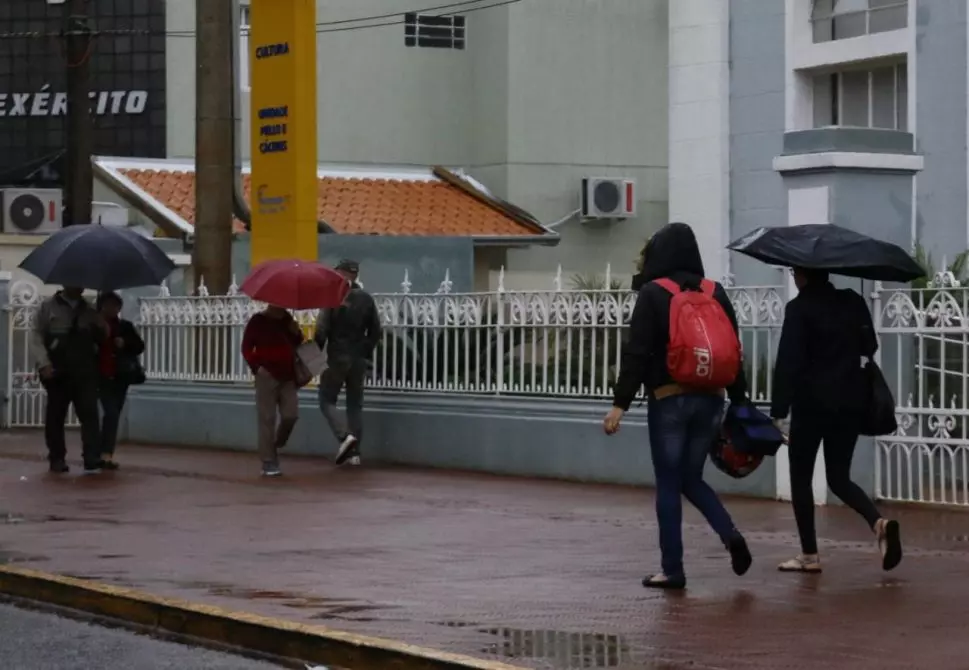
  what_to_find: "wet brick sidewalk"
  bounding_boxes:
[1,432,968,669]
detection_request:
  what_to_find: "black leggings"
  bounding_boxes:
[789,412,882,555]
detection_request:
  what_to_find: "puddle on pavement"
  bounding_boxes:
[478,626,628,668]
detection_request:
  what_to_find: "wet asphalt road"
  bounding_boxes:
[0,602,286,670]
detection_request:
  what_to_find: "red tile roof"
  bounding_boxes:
[118,168,546,238]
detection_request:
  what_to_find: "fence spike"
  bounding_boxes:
[401,269,411,294]
[553,265,563,292]
[196,276,209,297]
[497,266,505,293]
[604,263,612,288]
[228,275,238,296]
[158,280,170,297]
[437,269,453,295]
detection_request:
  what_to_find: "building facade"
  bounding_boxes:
[166,0,670,288]
[698,0,966,286]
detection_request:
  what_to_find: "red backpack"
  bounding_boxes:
[653,278,741,389]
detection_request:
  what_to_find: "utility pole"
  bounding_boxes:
[194,0,235,295]
[63,0,93,228]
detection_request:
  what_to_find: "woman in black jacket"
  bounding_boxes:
[96,292,145,469]
[604,222,752,590]
[771,268,901,573]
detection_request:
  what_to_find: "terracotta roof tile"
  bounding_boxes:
[119,168,544,238]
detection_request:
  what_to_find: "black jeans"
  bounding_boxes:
[98,378,129,456]
[789,411,882,555]
[44,374,100,465]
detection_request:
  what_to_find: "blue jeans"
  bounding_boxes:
[648,393,738,577]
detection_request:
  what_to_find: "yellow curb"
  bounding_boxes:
[0,565,528,670]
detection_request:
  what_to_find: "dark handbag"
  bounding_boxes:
[860,360,896,436]
[116,355,146,385]
[722,402,785,457]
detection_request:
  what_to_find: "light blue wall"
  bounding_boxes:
[230,235,475,295]
[728,0,787,286]
[122,383,777,498]
[915,0,968,258]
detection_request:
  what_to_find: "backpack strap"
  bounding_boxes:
[653,278,680,295]
[699,279,716,295]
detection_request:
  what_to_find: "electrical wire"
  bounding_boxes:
[0,0,523,40]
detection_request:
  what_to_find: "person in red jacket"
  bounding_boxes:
[241,305,304,476]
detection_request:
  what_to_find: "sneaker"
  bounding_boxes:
[334,434,358,465]
[100,458,119,471]
[348,455,362,466]
[48,461,70,474]
[778,554,822,573]
[83,460,105,474]
[261,462,282,477]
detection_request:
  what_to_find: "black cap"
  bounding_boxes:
[335,259,359,273]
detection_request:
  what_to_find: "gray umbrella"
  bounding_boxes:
[19,225,176,291]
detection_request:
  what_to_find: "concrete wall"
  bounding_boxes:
[728,0,787,286]
[230,235,475,294]
[122,382,777,498]
[914,0,968,256]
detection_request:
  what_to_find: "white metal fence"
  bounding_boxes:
[874,281,969,506]
[5,269,784,425]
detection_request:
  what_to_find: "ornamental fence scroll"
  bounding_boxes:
[872,280,969,506]
[132,269,786,401]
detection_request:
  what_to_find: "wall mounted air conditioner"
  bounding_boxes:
[92,201,128,227]
[0,188,62,234]
[580,177,636,219]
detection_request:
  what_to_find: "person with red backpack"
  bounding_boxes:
[604,222,752,590]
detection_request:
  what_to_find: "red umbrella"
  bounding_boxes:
[240,259,350,309]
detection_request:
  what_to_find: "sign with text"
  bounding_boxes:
[0,0,167,186]
[249,0,318,265]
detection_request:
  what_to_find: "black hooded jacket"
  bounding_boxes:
[612,222,748,410]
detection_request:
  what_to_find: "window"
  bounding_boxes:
[811,0,907,43]
[239,4,251,92]
[404,13,466,50]
[812,63,907,130]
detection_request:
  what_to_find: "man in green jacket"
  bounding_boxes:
[29,286,105,473]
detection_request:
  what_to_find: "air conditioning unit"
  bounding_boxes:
[1,188,62,234]
[92,201,128,227]
[580,178,636,219]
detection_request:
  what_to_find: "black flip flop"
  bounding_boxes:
[882,520,902,571]
[642,573,686,590]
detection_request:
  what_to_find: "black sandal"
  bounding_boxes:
[642,573,686,590]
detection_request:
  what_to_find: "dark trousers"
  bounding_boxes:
[647,393,738,578]
[788,411,882,555]
[98,378,129,456]
[318,356,367,446]
[44,375,100,465]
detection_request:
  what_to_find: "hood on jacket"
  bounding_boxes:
[638,222,705,283]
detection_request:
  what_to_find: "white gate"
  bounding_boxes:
[874,282,969,506]
[6,280,79,428]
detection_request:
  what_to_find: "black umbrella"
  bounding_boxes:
[727,224,925,283]
[19,224,176,291]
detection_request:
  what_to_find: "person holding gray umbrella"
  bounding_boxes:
[30,285,106,473]
[21,224,175,473]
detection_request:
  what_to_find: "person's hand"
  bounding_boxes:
[38,365,53,380]
[114,337,125,349]
[772,417,790,443]
[603,407,625,435]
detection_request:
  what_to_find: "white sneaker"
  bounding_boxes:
[335,434,358,465]
[348,455,361,466]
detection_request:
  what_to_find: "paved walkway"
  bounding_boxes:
[1,433,968,670]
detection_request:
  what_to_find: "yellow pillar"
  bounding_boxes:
[248,0,318,265]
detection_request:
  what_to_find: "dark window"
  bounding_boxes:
[404,13,465,50]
